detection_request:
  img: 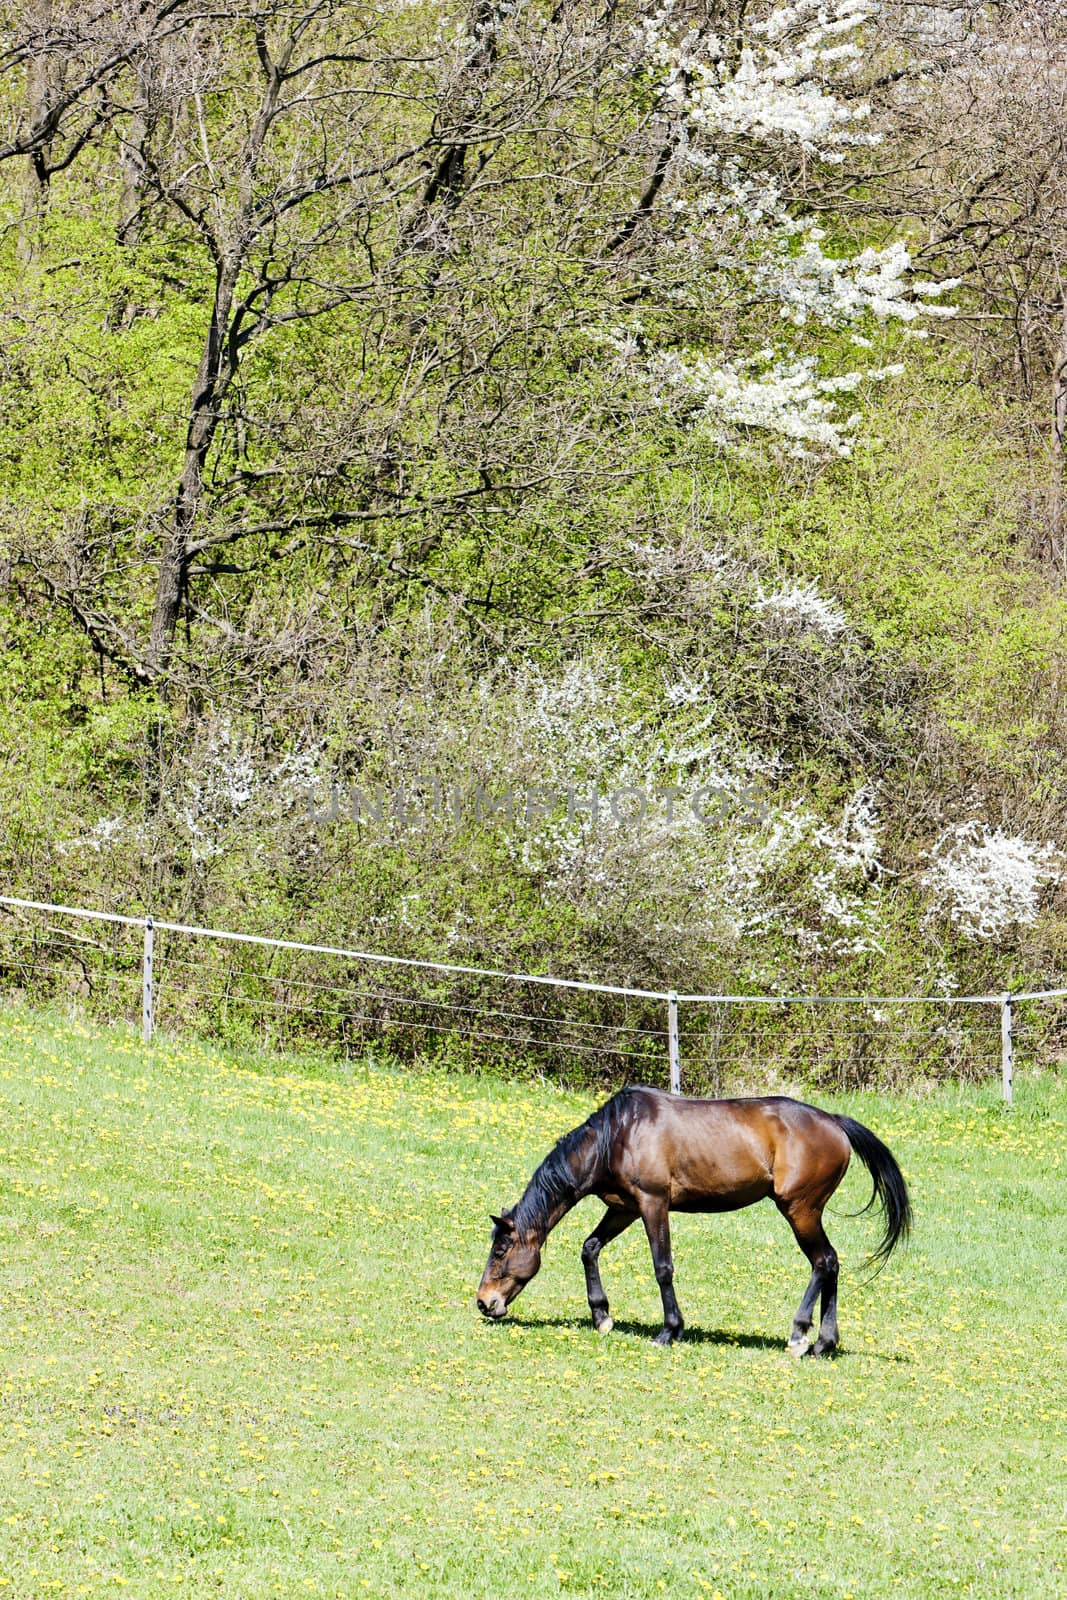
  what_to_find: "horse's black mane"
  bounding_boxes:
[511,1086,645,1236]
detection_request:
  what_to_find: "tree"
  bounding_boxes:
[860,0,1067,564]
[0,0,197,176]
[0,0,952,691]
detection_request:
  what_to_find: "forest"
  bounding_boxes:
[1,0,1066,1071]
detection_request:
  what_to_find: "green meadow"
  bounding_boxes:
[0,1006,1064,1599]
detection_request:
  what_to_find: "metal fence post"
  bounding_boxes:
[142,916,154,1044]
[1000,992,1013,1108]
[668,991,681,1094]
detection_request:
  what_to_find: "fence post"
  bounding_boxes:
[668,991,681,1094]
[1000,992,1013,1108]
[142,916,154,1044]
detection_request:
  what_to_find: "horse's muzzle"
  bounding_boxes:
[477,1296,506,1320]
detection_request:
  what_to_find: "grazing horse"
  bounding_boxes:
[477,1086,910,1355]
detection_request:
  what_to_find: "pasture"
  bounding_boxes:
[0,1006,1064,1599]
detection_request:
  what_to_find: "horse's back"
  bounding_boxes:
[606,1088,851,1212]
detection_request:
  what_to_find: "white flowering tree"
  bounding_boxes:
[924,824,1062,943]
[628,0,956,457]
[438,655,891,980]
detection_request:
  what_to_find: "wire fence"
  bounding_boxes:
[1,894,1063,1103]
[675,997,1000,1096]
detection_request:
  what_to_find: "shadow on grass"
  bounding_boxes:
[493,1313,912,1361]
[500,1313,784,1351]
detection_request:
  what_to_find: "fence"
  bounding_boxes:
[0,894,1064,1105]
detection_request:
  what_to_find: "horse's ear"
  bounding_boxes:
[490,1213,514,1231]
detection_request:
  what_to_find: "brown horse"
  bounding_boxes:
[477,1085,910,1355]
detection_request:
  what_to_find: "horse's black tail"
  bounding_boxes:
[834,1115,912,1270]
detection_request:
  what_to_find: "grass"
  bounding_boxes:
[0,1005,1064,1599]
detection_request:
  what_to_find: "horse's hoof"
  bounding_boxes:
[809,1339,838,1359]
[653,1328,677,1347]
[787,1337,811,1359]
[595,1317,613,1335]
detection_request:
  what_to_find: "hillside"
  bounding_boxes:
[1,1,1066,1064]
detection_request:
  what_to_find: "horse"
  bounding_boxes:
[477,1085,911,1355]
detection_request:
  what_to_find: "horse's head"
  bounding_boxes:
[476,1210,542,1319]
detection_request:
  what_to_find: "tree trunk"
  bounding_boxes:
[1049,291,1067,573]
[142,30,288,681]
[145,261,240,677]
[19,1,55,259]
[401,0,498,249]
[118,61,155,249]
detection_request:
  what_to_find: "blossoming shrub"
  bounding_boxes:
[924,824,1062,943]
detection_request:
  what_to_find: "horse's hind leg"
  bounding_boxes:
[778,1201,839,1358]
[813,1250,839,1357]
[581,1207,636,1334]
[786,1261,822,1356]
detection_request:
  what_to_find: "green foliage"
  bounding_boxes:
[747,359,1064,746]
[1,7,1065,1046]
[0,218,201,510]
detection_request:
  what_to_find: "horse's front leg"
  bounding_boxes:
[581,1206,637,1334]
[637,1196,684,1345]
